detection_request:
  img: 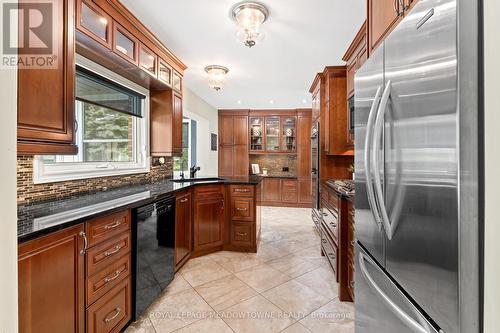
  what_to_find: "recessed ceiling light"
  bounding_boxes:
[270,100,275,104]
[302,99,308,104]
[237,100,242,104]
[231,2,270,48]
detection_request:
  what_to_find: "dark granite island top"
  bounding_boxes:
[18,176,262,243]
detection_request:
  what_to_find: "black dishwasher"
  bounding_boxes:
[132,196,175,319]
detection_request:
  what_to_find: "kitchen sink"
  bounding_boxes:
[171,177,224,183]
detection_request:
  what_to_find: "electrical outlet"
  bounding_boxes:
[282,167,289,172]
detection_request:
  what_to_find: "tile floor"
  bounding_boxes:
[125,207,355,333]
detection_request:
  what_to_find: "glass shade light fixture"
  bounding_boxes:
[204,65,230,91]
[231,2,269,48]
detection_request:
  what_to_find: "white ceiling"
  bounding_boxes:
[120,0,365,109]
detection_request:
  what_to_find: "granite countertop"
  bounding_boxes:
[18,176,261,243]
[323,179,355,200]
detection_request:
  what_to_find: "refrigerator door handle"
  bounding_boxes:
[364,85,383,230]
[359,252,432,333]
[372,80,395,240]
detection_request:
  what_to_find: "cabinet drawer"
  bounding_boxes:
[322,208,339,245]
[86,277,132,333]
[328,192,340,212]
[230,185,254,197]
[282,191,298,203]
[194,185,224,198]
[86,254,131,306]
[231,197,255,222]
[321,231,338,281]
[281,179,297,191]
[231,222,255,246]
[86,210,131,247]
[87,232,131,277]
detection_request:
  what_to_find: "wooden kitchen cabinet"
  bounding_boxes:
[218,111,250,177]
[262,178,281,203]
[175,190,192,271]
[18,224,85,333]
[77,0,112,49]
[297,109,312,205]
[150,90,183,157]
[17,0,77,155]
[227,184,259,252]
[310,67,351,156]
[193,185,225,256]
[367,0,402,53]
[113,22,139,66]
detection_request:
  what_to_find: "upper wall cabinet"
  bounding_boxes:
[17,0,77,155]
[310,67,351,156]
[248,113,297,154]
[113,22,138,65]
[218,111,250,178]
[343,22,367,98]
[139,43,157,77]
[77,0,112,48]
[150,90,183,157]
[367,0,418,54]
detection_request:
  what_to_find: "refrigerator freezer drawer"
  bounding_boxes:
[355,243,440,333]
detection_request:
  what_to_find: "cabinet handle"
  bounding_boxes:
[104,307,121,323]
[237,232,248,236]
[104,220,122,230]
[351,240,355,246]
[79,231,88,256]
[104,269,123,283]
[180,198,189,203]
[350,281,355,288]
[330,222,337,228]
[235,189,250,193]
[104,245,122,257]
[236,207,248,211]
[322,239,327,244]
[328,253,336,260]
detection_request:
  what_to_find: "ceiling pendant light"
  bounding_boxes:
[231,2,269,48]
[204,65,229,91]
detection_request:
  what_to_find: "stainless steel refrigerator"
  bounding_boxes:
[354,0,480,332]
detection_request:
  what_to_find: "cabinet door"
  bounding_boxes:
[139,43,157,77]
[233,145,249,177]
[346,58,357,98]
[233,116,248,145]
[265,117,280,152]
[18,224,85,333]
[194,198,225,250]
[173,71,183,93]
[173,92,183,153]
[113,22,138,65]
[175,191,192,268]
[219,116,234,146]
[368,0,401,52]
[249,117,264,152]
[297,116,312,179]
[262,178,280,202]
[298,179,312,204]
[76,0,112,48]
[218,145,233,177]
[18,0,76,154]
[281,117,297,152]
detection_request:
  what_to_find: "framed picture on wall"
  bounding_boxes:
[211,133,217,151]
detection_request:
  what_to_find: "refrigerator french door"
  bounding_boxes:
[354,0,480,332]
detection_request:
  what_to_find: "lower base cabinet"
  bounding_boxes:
[193,185,225,256]
[260,178,310,207]
[18,224,85,333]
[18,210,133,333]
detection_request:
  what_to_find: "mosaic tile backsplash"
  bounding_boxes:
[249,154,297,177]
[17,155,173,204]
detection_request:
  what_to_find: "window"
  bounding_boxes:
[33,56,149,184]
[173,118,197,176]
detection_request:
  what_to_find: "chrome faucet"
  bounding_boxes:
[190,165,201,178]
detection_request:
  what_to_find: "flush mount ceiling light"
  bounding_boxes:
[204,65,230,91]
[231,1,269,48]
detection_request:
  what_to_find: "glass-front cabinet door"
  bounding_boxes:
[78,0,112,48]
[250,117,264,152]
[265,117,280,152]
[281,117,296,152]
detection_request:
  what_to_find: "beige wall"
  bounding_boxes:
[182,88,219,175]
[483,0,500,331]
[0,0,19,330]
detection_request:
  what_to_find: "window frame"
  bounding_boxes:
[33,55,150,184]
